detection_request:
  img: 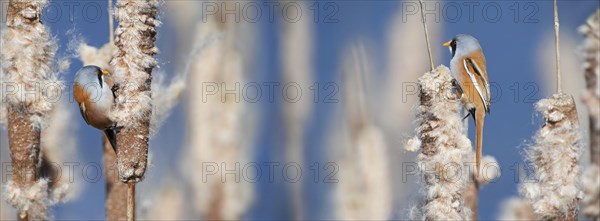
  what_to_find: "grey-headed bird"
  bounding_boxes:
[443,34,491,175]
[74,65,117,151]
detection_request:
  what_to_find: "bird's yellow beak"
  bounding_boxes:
[443,41,451,47]
[101,70,109,75]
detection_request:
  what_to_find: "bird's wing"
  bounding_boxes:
[79,102,91,125]
[463,58,490,113]
[467,57,491,109]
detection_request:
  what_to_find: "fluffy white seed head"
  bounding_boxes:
[4,179,51,220]
[520,93,582,219]
[404,137,421,152]
[476,155,501,184]
[110,0,160,126]
[78,42,116,72]
[411,66,472,220]
[497,197,534,220]
[0,0,62,128]
[150,72,185,137]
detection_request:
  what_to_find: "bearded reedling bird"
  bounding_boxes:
[443,34,491,175]
[74,65,118,151]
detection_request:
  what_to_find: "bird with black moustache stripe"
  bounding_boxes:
[443,34,491,176]
[74,65,118,151]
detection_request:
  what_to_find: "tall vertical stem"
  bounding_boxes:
[419,0,435,70]
[104,136,128,220]
[553,0,562,93]
[127,182,135,221]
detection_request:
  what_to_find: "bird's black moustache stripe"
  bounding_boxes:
[451,45,456,58]
[97,73,103,88]
[450,40,457,58]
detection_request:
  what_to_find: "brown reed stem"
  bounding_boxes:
[104,136,128,220]
[553,0,562,94]
[127,182,135,221]
[419,0,435,70]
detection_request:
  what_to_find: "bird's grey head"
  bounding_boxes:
[445,34,481,59]
[75,65,105,88]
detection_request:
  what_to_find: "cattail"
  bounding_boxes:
[408,66,472,220]
[520,2,583,219]
[1,0,60,125]
[7,100,77,217]
[383,2,443,210]
[578,9,600,220]
[0,0,61,219]
[109,1,160,219]
[537,33,588,134]
[279,1,314,219]
[182,9,254,219]
[110,0,160,182]
[498,197,535,220]
[8,100,79,219]
[520,93,582,220]
[334,43,392,220]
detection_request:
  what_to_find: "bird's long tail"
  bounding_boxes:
[104,129,117,152]
[475,110,485,177]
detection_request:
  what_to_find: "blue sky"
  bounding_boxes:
[2,0,599,220]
